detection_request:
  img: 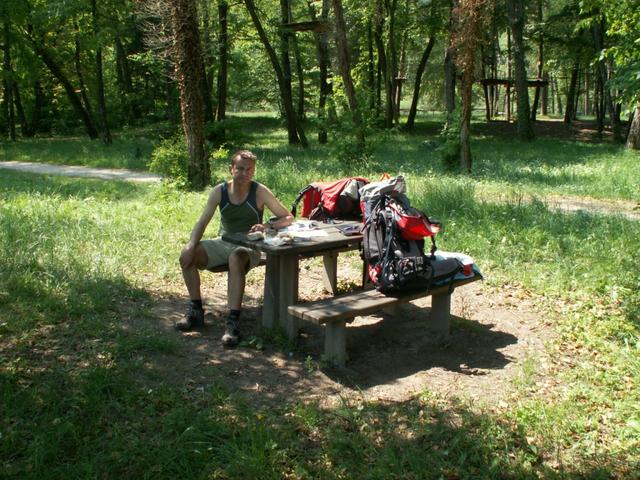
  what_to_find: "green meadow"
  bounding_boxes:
[1,117,639,478]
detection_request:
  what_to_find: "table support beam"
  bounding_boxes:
[279,255,299,338]
[321,252,338,294]
[430,292,451,337]
[262,255,280,329]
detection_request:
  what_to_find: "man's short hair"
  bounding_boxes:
[230,150,257,165]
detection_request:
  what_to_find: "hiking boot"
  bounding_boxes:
[175,305,204,331]
[221,317,240,347]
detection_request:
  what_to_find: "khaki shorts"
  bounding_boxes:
[200,238,261,270]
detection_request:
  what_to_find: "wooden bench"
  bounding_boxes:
[288,273,482,367]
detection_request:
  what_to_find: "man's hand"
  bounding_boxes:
[249,223,269,233]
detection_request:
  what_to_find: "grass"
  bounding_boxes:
[1,116,639,478]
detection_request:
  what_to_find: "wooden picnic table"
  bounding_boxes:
[222,220,363,338]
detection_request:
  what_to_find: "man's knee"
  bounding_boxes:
[180,243,209,270]
[228,249,250,273]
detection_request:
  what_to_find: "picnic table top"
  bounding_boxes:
[222,220,363,256]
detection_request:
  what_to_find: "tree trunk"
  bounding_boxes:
[279,0,295,123]
[395,29,408,126]
[331,0,365,147]
[404,36,435,130]
[508,0,533,138]
[199,0,214,122]
[30,81,43,135]
[593,20,623,142]
[309,0,334,143]
[541,72,548,115]
[13,81,33,137]
[505,29,511,121]
[460,69,473,172]
[91,0,112,144]
[284,0,305,120]
[74,33,97,129]
[564,61,579,124]
[530,0,543,122]
[555,77,562,114]
[292,36,305,120]
[373,0,387,121]
[387,0,399,127]
[171,0,210,189]
[626,106,640,149]
[215,0,228,121]
[444,0,457,126]
[244,0,307,146]
[481,46,490,121]
[3,18,16,141]
[367,21,376,112]
[31,39,98,139]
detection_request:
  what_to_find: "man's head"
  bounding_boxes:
[229,150,257,184]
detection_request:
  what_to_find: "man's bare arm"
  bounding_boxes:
[251,185,294,232]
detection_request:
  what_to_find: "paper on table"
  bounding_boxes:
[280,220,328,239]
[281,220,320,232]
[291,230,329,239]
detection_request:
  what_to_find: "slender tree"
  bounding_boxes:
[170,0,209,189]
[308,0,335,143]
[506,0,534,139]
[244,0,307,146]
[215,0,228,121]
[451,0,494,172]
[331,0,365,147]
[91,0,112,144]
[404,36,435,130]
[3,16,16,140]
[443,0,458,127]
[530,0,544,121]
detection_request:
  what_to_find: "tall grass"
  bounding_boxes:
[1,119,639,478]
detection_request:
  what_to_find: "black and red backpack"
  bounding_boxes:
[360,176,463,293]
[291,177,369,221]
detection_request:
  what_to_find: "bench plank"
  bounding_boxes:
[289,273,481,324]
[288,272,482,367]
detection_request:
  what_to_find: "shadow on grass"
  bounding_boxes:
[2,267,634,478]
[319,310,517,389]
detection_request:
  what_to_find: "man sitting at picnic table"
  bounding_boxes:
[178,150,293,346]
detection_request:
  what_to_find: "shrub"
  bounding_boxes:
[438,111,462,171]
[148,134,189,187]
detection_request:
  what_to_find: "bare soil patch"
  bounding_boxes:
[139,258,556,408]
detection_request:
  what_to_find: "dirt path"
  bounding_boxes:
[0,160,161,183]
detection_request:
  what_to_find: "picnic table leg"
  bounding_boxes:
[279,254,299,339]
[262,254,279,329]
[430,292,451,337]
[321,252,338,294]
[325,320,347,367]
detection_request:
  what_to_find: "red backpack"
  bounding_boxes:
[360,176,463,293]
[291,177,369,221]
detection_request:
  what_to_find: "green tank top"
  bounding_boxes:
[218,181,264,235]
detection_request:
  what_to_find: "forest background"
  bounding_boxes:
[1,0,639,187]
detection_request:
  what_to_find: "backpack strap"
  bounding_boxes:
[290,185,314,216]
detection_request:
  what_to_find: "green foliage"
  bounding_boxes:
[438,111,462,170]
[148,134,190,187]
